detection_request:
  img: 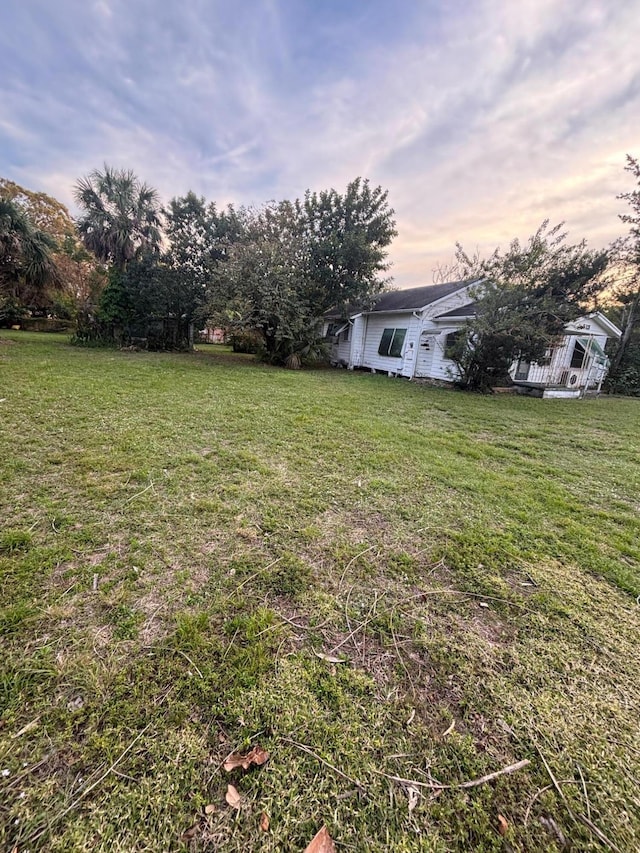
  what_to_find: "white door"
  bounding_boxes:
[415,331,435,377]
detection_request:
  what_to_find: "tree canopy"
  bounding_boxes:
[0,197,60,322]
[606,155,640,392]
[446,222,609,392]
[74,165,162,272]
[206,179,396,365]
[299,178,397,313]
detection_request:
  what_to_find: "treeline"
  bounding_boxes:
[71,167,397,363]
[1,159,639,390]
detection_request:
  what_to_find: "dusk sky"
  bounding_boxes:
[1,0,639,287]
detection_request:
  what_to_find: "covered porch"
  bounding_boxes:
[511,335,610,398]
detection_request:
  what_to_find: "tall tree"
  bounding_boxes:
[0,198,59,320]
[608,155,640,378]
[207,179,397,366]
[74,165,162,272]
[163,192,243,325]
[211,201,322,365]
[448,222,609,391]
[299,178,397,312]
[1,178,107,318]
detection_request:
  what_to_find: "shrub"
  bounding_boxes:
[229,329,262,353]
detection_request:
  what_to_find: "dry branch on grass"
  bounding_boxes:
[376,758,531,791]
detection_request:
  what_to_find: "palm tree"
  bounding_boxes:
[74,165,162,272]
[0,198,59,306]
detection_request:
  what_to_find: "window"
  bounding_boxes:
[341,325,350,343]
[326,322,342,337]
[570,341,586,369]
[378,328,407,357]
[444,330,464,359]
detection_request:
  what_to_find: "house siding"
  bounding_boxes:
[360,312,421,376]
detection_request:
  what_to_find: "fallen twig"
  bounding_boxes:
[123,480,156,505]
[441,720,455,738]
[220,557,282,605]
[281,736,368,794]
[27,724,151,845]
[376,758,531,790]
[533,744,620,851]
[536,746,574,816]
[327,586,529,656]
[339,545,376,588]
[576,813,621,852]
[524,779,586,826]
[577,764,590,822]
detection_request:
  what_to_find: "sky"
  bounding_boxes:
[1,0,639,287]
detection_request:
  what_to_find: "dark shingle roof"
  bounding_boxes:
[323,303,363,320]
[368,280,472,313]
[435,301,479,318]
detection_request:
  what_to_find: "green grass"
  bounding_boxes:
[1,331,639,852]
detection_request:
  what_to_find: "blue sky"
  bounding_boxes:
[1,0,639,286]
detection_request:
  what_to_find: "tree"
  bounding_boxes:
[207,179,397,366]
[74,165,162,272]
[448,222,609,392]
[163,192,243,328]
[211,201,320,365]
[0,198,59,320]
[299,178,397,313]
[607,156,640,384]
[1,178,107,320]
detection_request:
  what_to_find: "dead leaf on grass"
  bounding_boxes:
[497,814,509,836]
[223,745,270,772]
[260,812,270,832]
[225,783,242,809]
[314,651,347,664]
[204,803,216,815]
[304,825,336,853]
[180,822,198,842]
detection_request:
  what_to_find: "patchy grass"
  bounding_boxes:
[1,330,639,852]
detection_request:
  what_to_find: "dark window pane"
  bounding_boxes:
[444,330,463,358]
[378,328,394,356]
[389,328,406,357]
[570,341,586,368]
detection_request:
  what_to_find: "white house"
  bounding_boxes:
[323,281,622,398]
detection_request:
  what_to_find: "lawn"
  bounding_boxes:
[1,331,639,852]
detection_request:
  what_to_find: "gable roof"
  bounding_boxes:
[435,301,479,318]
[367,280,475,313]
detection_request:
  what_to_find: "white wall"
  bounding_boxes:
[360,312,421,376]
[349,315,365,368]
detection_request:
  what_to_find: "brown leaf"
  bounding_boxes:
[223,745,270,772]
[260,812,270,832]
[314,651,347,664]
[180,823,198,842]
[497,814,509,836]
[204,803,216,815]
[304,825,336,853]
[225,783,242,809]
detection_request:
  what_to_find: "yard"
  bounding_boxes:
[1,331,639,852]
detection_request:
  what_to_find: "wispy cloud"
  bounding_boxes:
[0,0,638,285]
